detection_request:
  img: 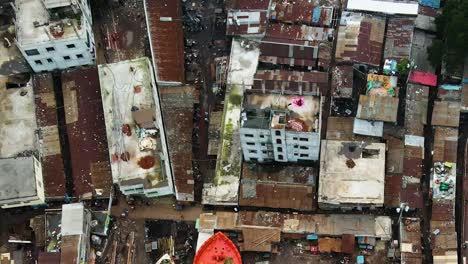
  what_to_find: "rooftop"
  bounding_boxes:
[264,24,333,44]
[357,95,399,123]
[62,67,112,198]
[227,39,260,87]
[410,31,436,73]
[33,73,67,198]
[384,17,415,60]
[227,10,269,36]
[346,0,419,15]
[98,58,171,191]
[431,162,456,201]
[159,85,196,202]
[0,29,30,75]
[433,127,458,163]
[145,0,185,84]
[203,85,243,205]
[239,164,317,210]
[0,76,36,158]
[61,203,85,236]
[198,211,392,239]
[226,0,271,10]
[253,69,327,95]
[335,12,385,66]
[0,156,39,203]
[331,66,354,98]
[15,0,85,45]
[318,140,386,207]
[431,101,461,127]
[400,217,422,263]
[270,0,335,26]
[409,71,438,87]
[242,93,321,133]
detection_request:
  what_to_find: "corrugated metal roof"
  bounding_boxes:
[226,0,271,9]
[265,24,333,43]
[420,0,440,9]
[253,69,327,95]
[357,95,399,122]
[61,67,112,198]
[431,101,461,127]
[385,174,402,207]
[227,10,269,36]
[60,235,80,263]
[239,165,317,211]
[145,0,185,84]
[270,0,335,26]
[433,127,458,163]
[38,252,60,264]
[347,0,419,15]
[384,18,415,60]
[33,73,67,198]
[335,12,385,66]
[159,86,196,202]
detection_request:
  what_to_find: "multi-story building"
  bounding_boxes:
[0,156,45,208]
[240,92,322,163]
[60,203,91,264]
[14,0,95,72]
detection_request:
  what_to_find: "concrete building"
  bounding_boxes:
[0,156,45,208]
[98,58,173,198]
[14,0,95,72]
[318,140,386,209]
[60,203,91,264]
[240,93,322,163]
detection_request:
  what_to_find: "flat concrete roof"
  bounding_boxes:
[0,157,38,202]
[0,77,37,158]
[318,140,385,207]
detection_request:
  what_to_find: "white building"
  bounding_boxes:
[240,93,322,163]
[0,156,45,208]
[60,203,91,264]
[14,0,95,72]
[98,58,174,198]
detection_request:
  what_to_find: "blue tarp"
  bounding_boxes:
[419,0,440,8]
[312,7,321,24]
[463,78,468,84]
[440,84,462,90]
[306,234,318,240]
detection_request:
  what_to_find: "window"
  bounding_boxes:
[275,130,281,136]
[278,154,284,160]
[46,47,55,52]
[293,137,298,140]
[34,60,42,65]
[299,138,308,142]
[277,147,283,152]
[262,151,267,154]
[294,145,298,149]
[300,146,308,150]
[25,49,39,56]
[246,142,255,146]
[249,150,257,154]
[66,44,76,49]
[86,32,90,48]
[76,54,84,59]
[261,143,266,146]
[259,135,265,138]
[244,134,254,138]
[63,56,71,60]
[46,58,53,63]
[276,139,282,144]
[300,154,308,158]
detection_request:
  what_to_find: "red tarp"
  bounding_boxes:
[409,71,438,87]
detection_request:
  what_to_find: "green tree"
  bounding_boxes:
[428,0,468,71]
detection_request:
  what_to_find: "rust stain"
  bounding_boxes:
[138,155,155,169]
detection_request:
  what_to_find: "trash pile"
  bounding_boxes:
[431,162,456,200]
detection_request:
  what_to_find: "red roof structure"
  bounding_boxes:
[409,71,438,87]
[145,0,185,84]
[194,232,242,264]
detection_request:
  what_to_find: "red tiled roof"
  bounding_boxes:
[409,71,438,86]
[145,0,185,84]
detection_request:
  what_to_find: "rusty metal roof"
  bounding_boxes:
[335,12,385,66]
[270,0,334,26]
[226,0,271,9]
[431,101,461,127]
[405,83,428,136]
[239,164,317,211]
[432,202,455,221]
[60,235,80,263]
[38,252,60,264]
[401,183,424,209]
[265,24,333,43]
[384,174,402,208]
[403,145,424,179]
[357,95,399,122]
[33,73,67,198]
[253,69,327,95]
[386,136,404,174]
[160,86,196,202]
[61,67,113,198]
[259,41,318,67]
[384,18,415,60]
[433,127,458,163]
[145,0,185,84]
